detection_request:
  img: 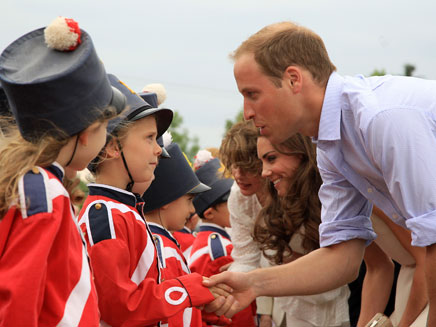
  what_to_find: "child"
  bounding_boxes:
[141,142,211,327]
[78,77,228,326]
[0,17,125,325]
[188,153,257,327]
[173,213,199,260]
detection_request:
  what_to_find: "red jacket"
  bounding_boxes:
[0,164,99,326]
[189,223,256,327]
[149,222,202,327]
[173,226,196,260]
[78,184,215,326]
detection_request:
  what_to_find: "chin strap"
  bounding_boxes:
[116,138,134,192]
[65,134,79,167]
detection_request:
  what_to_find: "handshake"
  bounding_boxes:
[199,271,257,321]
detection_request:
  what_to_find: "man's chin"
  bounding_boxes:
[267,133,290,145]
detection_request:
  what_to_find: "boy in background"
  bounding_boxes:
[189,155,256,327]
[142,142,211,327]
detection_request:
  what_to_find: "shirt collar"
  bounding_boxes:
[178,226,192,234]
[45,162,65,182]
[315,72,344,142]
[199,223,231,240]
[88,183,137,208]
[148,222,180,247]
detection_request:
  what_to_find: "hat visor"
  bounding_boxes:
[130,107,173,138]
[109,86,127,114]
[188,182,211,194]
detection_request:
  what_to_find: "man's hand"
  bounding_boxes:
[259,314,273,327]
[203,271,257,318]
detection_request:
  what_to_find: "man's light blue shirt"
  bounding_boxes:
[316,72,436,247]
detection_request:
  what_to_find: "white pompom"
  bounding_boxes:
[141,83,167,105]
[77,168,94,183]
[193,150,214,170]
[44,17,81,51]
[162,131,172,148]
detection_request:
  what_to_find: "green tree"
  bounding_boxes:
[224,109,244,134]
[404,64,415,76]
[370,68,387,76]
[168,111,199,162]
[370,63,416,77]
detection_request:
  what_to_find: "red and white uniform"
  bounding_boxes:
[78,184,215,326]
[0,163,99,326]
[173,226,196,260]
[189,223,256,327]
[149,222,202,327]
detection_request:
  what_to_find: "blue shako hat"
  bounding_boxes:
[142,143,210,212]
[139,91,171,158]
[88,75,173,183]
[107,75,173,137]
[0,84,11,117]
[193,158,234,217]
[0,18,126,142]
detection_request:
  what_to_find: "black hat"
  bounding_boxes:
[87,76,173,175]
[107,75,173,137]
[139,91,172,158]
[193,158,234,217]
[0,84,11,117]
[142,143,210,212]
[0,18,126,142]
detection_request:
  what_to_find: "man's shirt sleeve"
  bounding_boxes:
[317,147,376,247]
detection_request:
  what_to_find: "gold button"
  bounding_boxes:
[367,188,373,193]
[32,167,39,174]
[211,234,217,239]
[95,203,102,210]
[392,213,399,219]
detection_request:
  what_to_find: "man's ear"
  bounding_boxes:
[283,65,303,93]
[203,207,214,220]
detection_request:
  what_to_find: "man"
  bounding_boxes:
[204,21,436,324]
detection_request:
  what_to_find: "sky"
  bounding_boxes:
[2,0,436,149]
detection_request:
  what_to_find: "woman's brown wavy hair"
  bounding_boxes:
[253,133,322,265]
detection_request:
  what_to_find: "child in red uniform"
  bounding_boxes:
[142,142,211,327]
[189,156,257,327]
[173,213,199,260]
[79,76,229,326]
[0,17,125,326]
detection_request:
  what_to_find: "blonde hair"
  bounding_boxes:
[219,120,262,176]
[232,21,336,87]
[0,124,68,218]
[0,106,117,218]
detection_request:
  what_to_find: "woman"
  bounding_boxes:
[254,134,350,327]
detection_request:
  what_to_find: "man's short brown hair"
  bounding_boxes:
[232,22,336,87]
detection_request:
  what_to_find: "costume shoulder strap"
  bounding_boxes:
[153,234,166,269]
[87,201,115,245]
[208,233,227,261]
[18,167,59,218]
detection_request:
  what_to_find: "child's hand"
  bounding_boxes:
[203,276,233,298]
[219,262,232,272]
